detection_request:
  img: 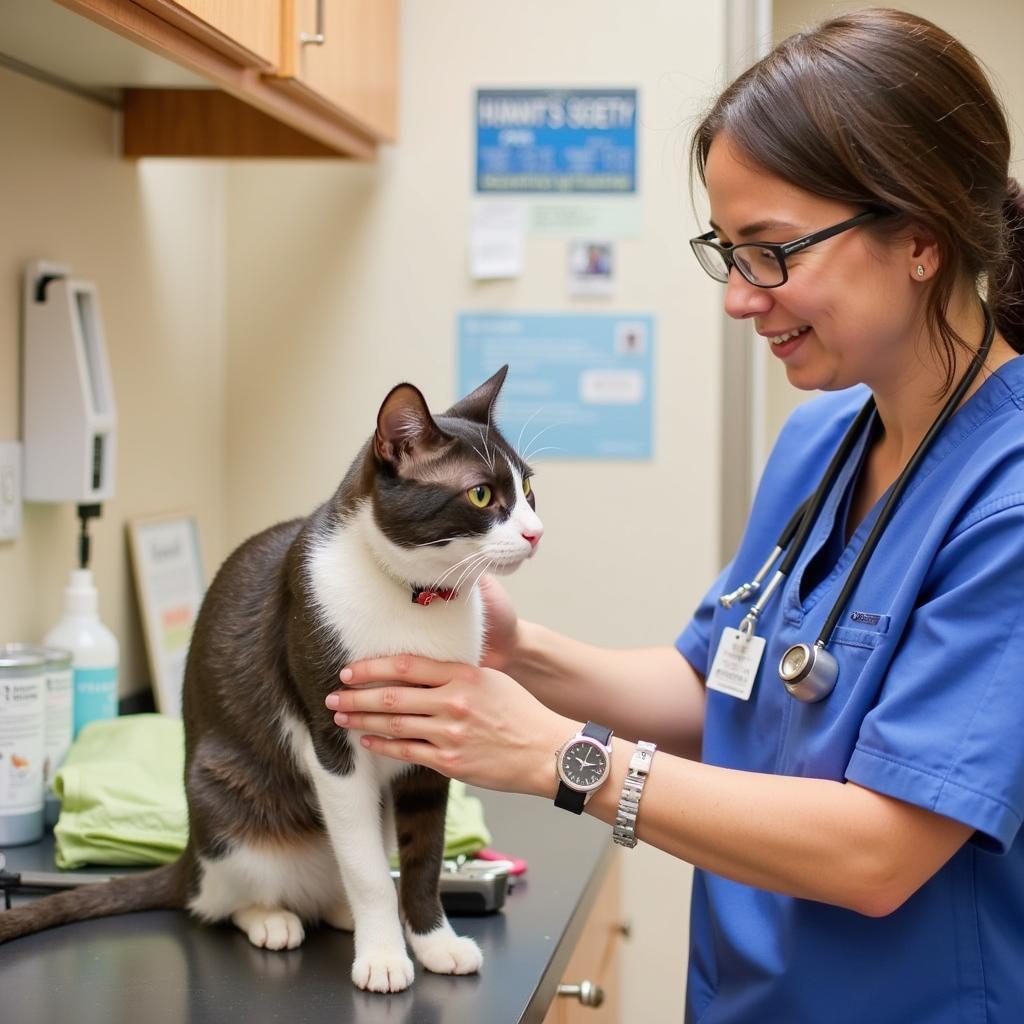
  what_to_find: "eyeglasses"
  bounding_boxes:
[689,210,884,288]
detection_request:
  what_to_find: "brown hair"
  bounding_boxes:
[690,7,1024,389]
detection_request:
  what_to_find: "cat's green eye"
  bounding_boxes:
[523,477,533,497]
[467,484,492,508]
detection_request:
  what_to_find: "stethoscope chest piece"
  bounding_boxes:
[779,642,838,703]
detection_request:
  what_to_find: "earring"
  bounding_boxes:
[915,265,926,278]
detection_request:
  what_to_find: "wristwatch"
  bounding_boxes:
[555,721,614,814]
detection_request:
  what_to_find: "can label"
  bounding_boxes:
[45,666,74,789]
[74,666,118,737]
[0,672,45,817]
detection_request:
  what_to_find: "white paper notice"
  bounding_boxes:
[470,201,526,280]
[579,368,644,404]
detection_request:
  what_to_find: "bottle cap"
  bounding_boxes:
[64,568,98,616]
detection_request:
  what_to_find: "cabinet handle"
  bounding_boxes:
[300,0,326,45]
[557,980,605,1008]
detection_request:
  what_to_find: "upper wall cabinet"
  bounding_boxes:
[53,0,398,158]
[273,0,397,141]
[133,0,282,70]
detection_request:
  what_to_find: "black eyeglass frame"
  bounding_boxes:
[690,210,885,288]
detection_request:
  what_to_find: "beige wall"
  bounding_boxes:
[762,1,1024,446]
[223,1,726,1017]
[0,66,226,693]
[1,1,729,1017]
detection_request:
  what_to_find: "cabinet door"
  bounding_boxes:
[277,0,398,141]
[544,853,624,1024]
[133,0,281,69]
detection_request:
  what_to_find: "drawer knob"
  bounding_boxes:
[558,980,605,1008]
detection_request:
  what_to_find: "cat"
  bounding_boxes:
[0,365,544,994]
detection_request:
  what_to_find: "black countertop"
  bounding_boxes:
[1,790,613,1024]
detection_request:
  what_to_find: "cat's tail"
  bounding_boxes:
[0,858,188,943]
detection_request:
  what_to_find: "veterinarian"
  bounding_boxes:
[325,9,1024,1020]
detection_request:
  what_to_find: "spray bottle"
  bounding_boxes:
[44,505,119,737]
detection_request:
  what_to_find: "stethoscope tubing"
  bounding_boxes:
[813,301,995,646]
[720,300,996,700]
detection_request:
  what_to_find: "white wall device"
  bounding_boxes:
[22,261,117,503]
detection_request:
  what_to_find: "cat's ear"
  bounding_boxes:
[374,383,450,466]
[444,365,508,424]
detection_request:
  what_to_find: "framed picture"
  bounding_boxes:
[127,514,206,717]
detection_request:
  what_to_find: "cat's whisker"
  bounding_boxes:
[466,556,496,594]
[429,550,484,584]
[523,421,561,461]
[486,408,497,471]
[477,425,496,473]
[516,406,544,460]
[413,536,467,548]
[470,443,491,469]
[428,550,489,592]
[451,552,493,595]
[523,444,567,461]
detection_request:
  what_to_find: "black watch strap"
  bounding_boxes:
[582,721,612,745]
[555,721,613,815]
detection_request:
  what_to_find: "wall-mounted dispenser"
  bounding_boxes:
[22,260,117,503]
[23,260,121,738]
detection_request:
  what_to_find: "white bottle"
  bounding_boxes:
[44,569,119,738]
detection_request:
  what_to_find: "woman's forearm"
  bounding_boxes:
[506,621,706,760]
[555,740,972,917]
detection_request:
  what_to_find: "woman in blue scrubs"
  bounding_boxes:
[325,9,1024,1020]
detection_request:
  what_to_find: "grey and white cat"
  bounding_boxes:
[0,366,543,994]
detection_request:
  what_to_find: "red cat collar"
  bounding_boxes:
[411,587,459,606]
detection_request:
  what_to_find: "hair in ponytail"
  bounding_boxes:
[991,179,1024,353]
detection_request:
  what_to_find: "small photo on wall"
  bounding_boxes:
[568,240,614,297]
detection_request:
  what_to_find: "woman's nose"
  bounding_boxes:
[723,269,773,321]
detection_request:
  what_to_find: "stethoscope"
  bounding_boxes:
[719,301,996,703]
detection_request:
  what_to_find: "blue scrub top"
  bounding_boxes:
[676,355,1024,1024]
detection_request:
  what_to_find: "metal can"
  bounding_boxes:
[6,644,75,826]
[0,645,47,845]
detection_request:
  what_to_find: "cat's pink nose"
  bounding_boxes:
[522,530,542,548]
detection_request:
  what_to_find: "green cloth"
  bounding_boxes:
[53,715,490,869]
[53,715,188,869]
[442,781,492,858]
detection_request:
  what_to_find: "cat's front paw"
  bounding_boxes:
[232,907,305,950]
[351,948,416,992]
[409,927,484,975]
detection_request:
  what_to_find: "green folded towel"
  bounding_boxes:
[53,715,187,869]
[53,714,490,869]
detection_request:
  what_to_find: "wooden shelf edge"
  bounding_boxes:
[268,74,397,146]
[56,0,381,159]
[123,89,351,158]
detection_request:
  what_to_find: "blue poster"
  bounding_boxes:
[475,89,637,194]
[457,313,654,460]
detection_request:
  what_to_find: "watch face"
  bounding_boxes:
[558,739,609,791]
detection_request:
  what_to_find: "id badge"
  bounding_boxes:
[706,627,765,701]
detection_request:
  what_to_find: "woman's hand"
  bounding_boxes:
[477,575,520,671]
[325,655,572,797]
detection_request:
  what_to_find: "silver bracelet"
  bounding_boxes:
[612,740,657,849]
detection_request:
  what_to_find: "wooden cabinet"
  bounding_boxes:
[274,0,397,141]
[544,852,625,1024]
[133,0,281,69]
[53,0,398,158]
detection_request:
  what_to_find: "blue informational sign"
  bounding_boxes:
[475,89,637,194]
[457,313,654,460]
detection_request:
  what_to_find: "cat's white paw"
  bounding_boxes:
[232,907,305,950]
[351,948,416,992]
[409,927,483,975]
